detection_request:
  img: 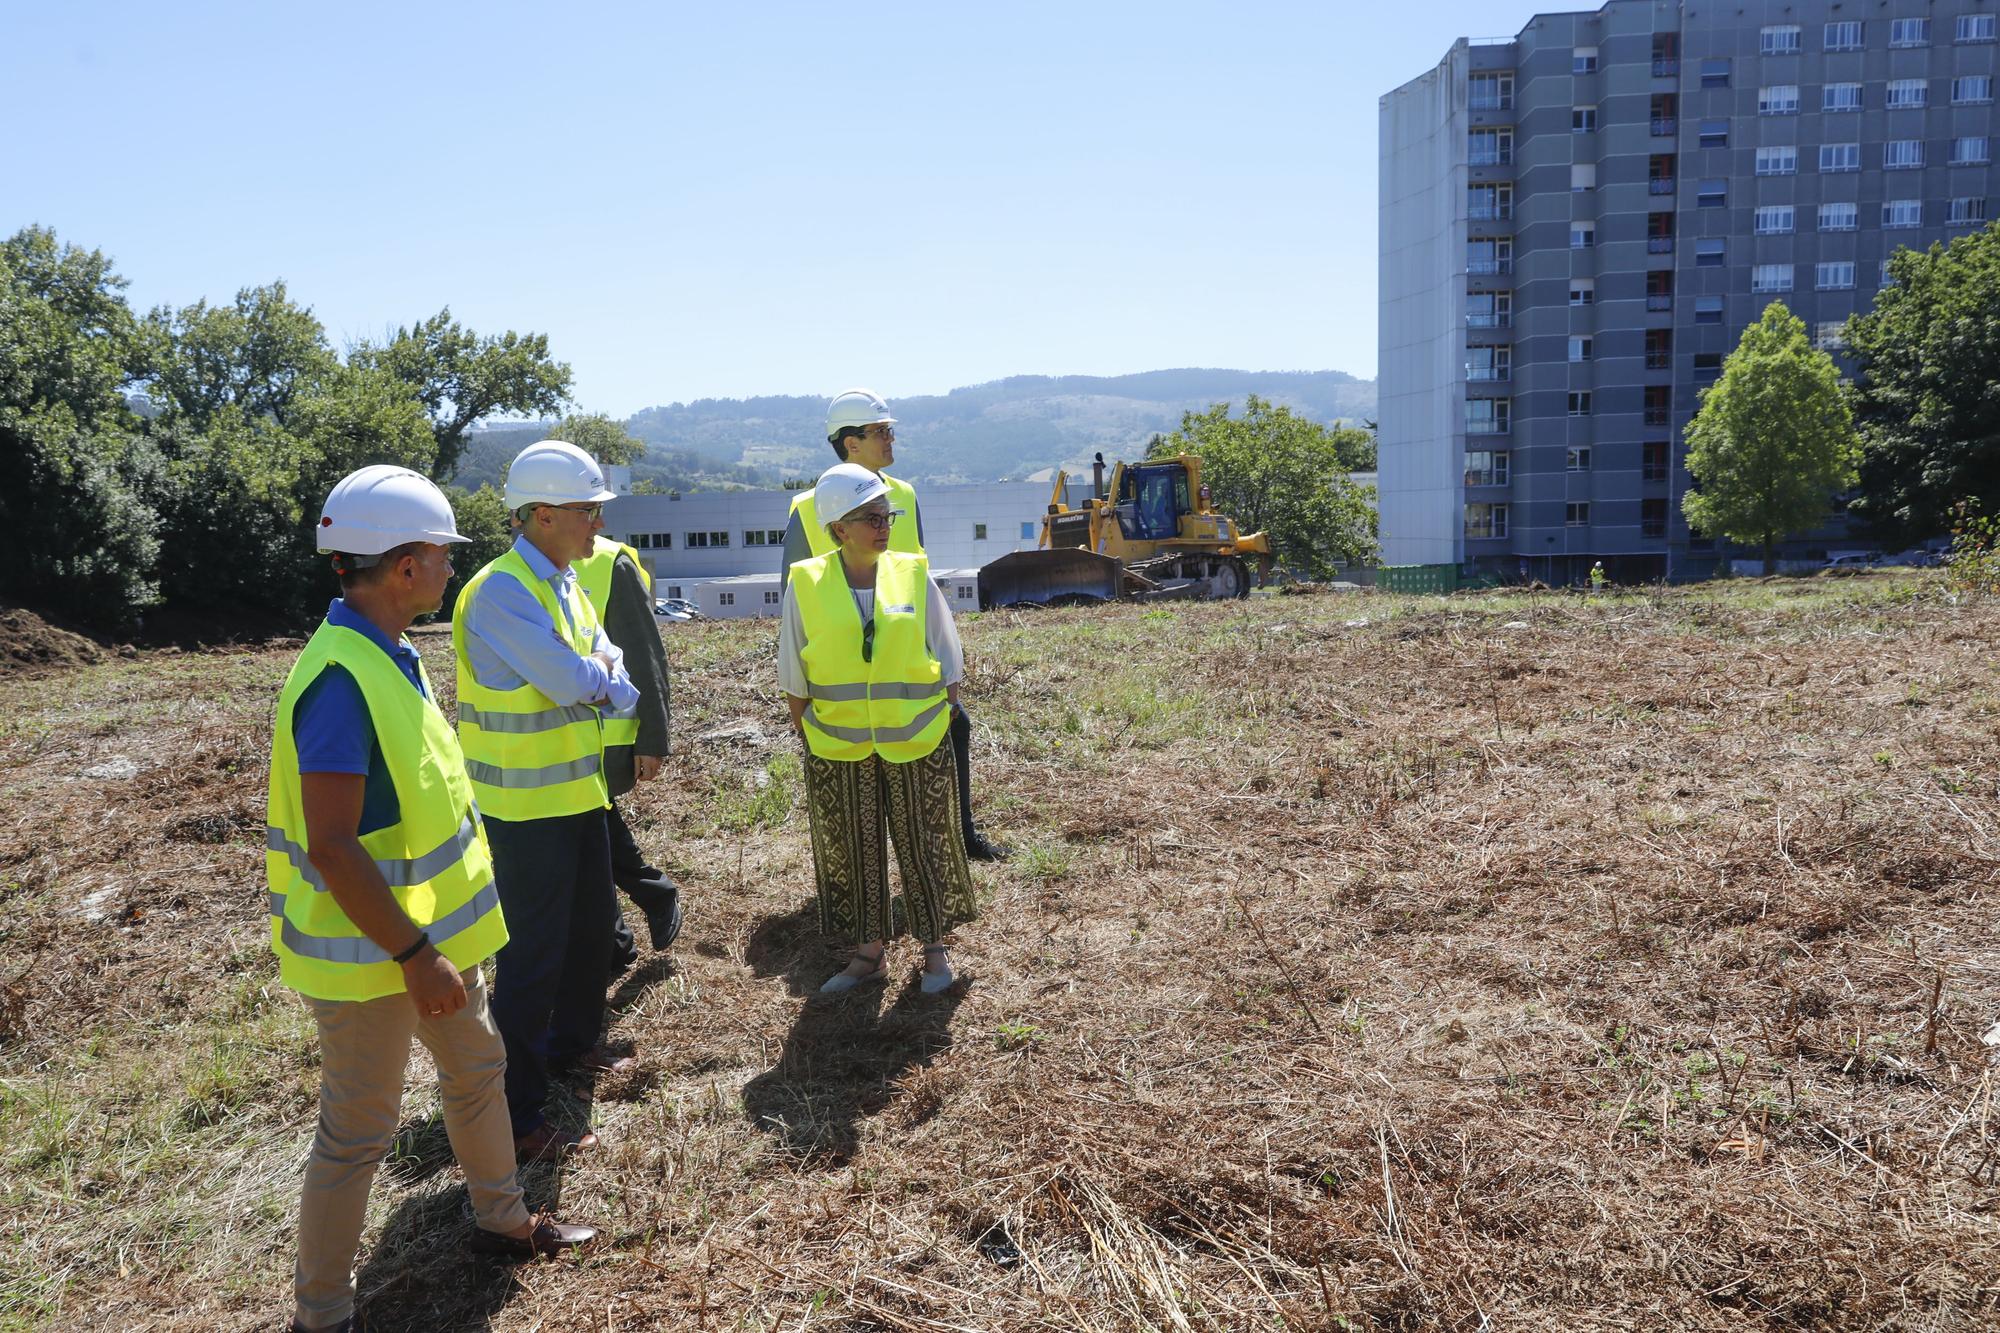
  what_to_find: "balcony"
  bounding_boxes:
[1647,236,1674,254]
[1646,295,1673,312]
[1467,258,1513,275]
[1650,117,1678,136]
[1468,203,1514,221]
[1466,366,1511,382]
[1652,57,1680,77]
[1465,312,1512,328]
[1648,177,1676,195]
[1469,149,1514,167]
[1645,352,1672,370]
[1644,407,1672,426]
[1642,519,1668,539]
[1465,419,1511,436]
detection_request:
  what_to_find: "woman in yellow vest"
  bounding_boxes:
[273,466,593,1332]
[778,463,980,995]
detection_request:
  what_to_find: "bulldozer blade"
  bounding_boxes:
[979,549,1123,609]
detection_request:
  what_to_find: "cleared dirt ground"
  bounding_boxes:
[3,574,1998,1331]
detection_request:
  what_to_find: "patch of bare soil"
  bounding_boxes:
[0,604,106,676]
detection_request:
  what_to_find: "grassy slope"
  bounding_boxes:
[2,575,1998,1331]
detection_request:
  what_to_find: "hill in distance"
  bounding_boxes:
[452,369,1375,493]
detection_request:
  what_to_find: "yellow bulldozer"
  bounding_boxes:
[978,453,1273,609]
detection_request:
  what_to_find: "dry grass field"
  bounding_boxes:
[3,573,1999,1331]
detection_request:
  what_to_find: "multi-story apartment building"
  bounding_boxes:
[1380,0,1997,582]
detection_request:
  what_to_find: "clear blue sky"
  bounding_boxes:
[8,1,1569,415]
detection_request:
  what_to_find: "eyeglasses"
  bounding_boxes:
[864,424,896,441]
[839,508,905,531]
[862,619,875,663]
[548,502,603,519]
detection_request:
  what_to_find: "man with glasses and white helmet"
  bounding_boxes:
[779,389,1008,862]
[453,439,640,1160]
[276,465,594,1333]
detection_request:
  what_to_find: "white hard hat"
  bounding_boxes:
[504,439,618,508]
[825,388,896,440]
[812,463,891,525]
[317,465,469,555]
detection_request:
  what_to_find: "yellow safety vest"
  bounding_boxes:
[793,549,950,763]
[787,473,923,561]
[574,536,650,750]
[266,621,507,1002]
[452,546,611,820]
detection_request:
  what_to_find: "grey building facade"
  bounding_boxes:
[1380,0,1997,582]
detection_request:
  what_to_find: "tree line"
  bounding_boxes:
[0,225,641,632]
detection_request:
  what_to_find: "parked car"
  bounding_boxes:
[1822,552,1882,572]
[653,597,703,622]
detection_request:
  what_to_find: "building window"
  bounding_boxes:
[1468,345,1512,381]
[1890,17,1931,48]
[1758,85,1800,115]
[1569,163,1598,192]
[666,584,683,599]
[1642,498,1668,539]
[1465,450,1510,487]
[1647,210,1676,252]
[1816,262,1856,290]
[1949,197,1990,225]
[1569,279,1595,307]
[1643,442,1670,482]
[1567,392,1592,417]
[1466,399,1511,435]
[743,529,768,546]
[1823,83,1862,112]
[1752,264,1794,294]
[763,589,780,605]
[1469,184,1514,220]
[1960,14,1998,43]
[1466,291,1512,328]
[1819,142,1861,172]
[1953,75,1994,105]
[974,523,988,540]
[1646,269,1675,311]
[1760,24,1802,54]
[1883,198,1923,228]
[1698,119,1728,149]
[1814,321,1847,351]
[1465,503,1509,540]
[1755,146,1797,175]
[1570,221,1595,249]
[1567,446,1593,471]
[1644,384,1673,425]
[1469,128,1514,166]
[1573,45,1598,74]
[1649,154,1677,193]
[1572,104,1598,132]
[1645,328,1674,369]
[1824,20,1863,52]
[1692,352,1724,378]
[1819,202,1858,231]
[1466,237,1509,278]
[1469,72,1515,109]
[1566,503,1591,527]
[1886,79,1929,109]
[686,531,711,548]
[1695,237,1726,266]
[1568,336,1593,363]
[1753,204,1795,234]
[718,591,735,607]
[957,585,974,600]
[1951,136,1992,165]
[1695,296,1725,325]
[1701,58,1730,88]
[1697,178,1727,208]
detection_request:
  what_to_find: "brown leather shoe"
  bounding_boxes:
[513,1121,599,1161]
[469,1215,598,1260]
[573,1045,638,1076]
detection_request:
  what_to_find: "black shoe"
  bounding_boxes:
[645,883,683,950]
[291,1318,354,1333]
[964,831,1010,862]
[468,1216,598,1260]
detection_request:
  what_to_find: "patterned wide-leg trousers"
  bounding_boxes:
[803,743,980,945]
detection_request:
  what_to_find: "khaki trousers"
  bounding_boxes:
[294,970,529,1329]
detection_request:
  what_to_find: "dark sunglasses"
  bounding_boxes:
[862,619,875,663]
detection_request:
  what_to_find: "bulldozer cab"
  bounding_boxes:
[1113,461,1192,542]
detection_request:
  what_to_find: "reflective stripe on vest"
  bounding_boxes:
[787,473,923,562]
[793,549,950,763]
[452,547,611,820]
[574,537,650,750]
[265,621,507,1002]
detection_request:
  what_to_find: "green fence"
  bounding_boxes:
[1376,564,1461,595]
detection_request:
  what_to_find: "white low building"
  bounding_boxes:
[607,481,1066,608]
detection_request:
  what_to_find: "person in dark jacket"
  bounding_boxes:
[575,535,683,968]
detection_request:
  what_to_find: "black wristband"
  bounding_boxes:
[392,932,430,965]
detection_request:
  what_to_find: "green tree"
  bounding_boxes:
[1682,302,1859,575]
[0,227,163,625]
[140,282,338,428]
[1148,394,1377,578]
[350,309,572,483]
[1843,223,2000,544]
[548,411,646,466]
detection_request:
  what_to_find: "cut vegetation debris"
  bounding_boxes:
[3,575,1999,1330]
